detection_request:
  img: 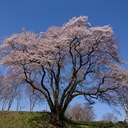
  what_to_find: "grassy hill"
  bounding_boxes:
[0,111,128,128]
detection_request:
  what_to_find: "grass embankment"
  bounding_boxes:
[0,111,128,128]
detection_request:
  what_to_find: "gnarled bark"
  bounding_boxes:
[50,109,65,127]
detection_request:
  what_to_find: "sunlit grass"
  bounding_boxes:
[0,111,128,128]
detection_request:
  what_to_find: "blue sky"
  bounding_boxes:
[0,0,128,121]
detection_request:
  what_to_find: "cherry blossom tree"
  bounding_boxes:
[0,16,127,127]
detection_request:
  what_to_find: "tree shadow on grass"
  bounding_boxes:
[28,112,81,128]
[28,112,53,128]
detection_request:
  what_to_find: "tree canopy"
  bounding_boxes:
[0,16,128,127]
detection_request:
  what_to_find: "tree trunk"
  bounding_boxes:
[50,110,65,127]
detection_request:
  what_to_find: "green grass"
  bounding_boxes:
[0,111,53,128]
[0,111,128,128]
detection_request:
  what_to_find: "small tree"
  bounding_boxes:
[100,85,128,122]
[0,75,4,102]
[114,86,128,121]
[25,86,44,111]
[0,16,127,127]
[2,74,23,111]
[102,113,118,123]
[15,91,24,111]
[66,103,96,121]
